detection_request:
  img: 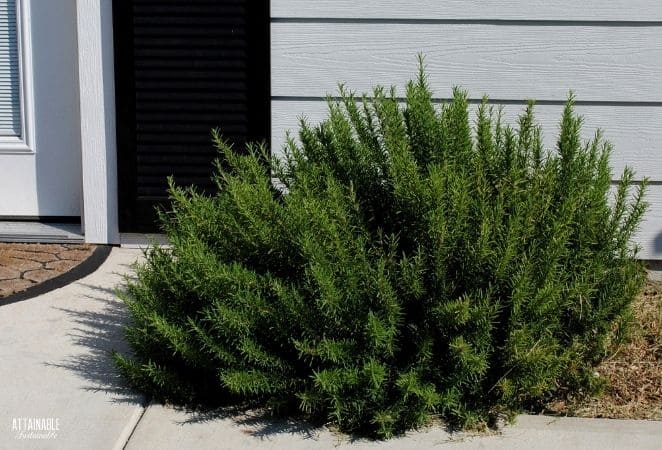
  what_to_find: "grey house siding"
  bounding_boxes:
[270,1,662,259]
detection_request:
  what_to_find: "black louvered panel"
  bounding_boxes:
[114,0,270,231]
[132,0,247,197]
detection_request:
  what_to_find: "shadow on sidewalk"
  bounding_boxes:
[46,282,145,406]
[173,406,325,440]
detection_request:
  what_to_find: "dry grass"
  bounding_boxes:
[546,278,662,420]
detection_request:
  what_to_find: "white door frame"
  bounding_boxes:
[75,0,119,244]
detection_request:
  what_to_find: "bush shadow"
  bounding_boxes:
[173,406,326,441]
[46,282,145,406]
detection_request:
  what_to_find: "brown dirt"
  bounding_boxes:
[0,243,96,298]
[546,279,662,420]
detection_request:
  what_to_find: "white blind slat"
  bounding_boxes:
[0,0,20,137]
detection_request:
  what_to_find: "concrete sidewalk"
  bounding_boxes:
[0,248,145,450]
[1,247,662,449]
[127,407,662,450]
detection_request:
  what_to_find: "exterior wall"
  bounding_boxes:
[271,1,662,259]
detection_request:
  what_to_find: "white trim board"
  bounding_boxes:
[75,0,119,244]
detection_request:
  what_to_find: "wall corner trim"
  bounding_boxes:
[75,0,119,244]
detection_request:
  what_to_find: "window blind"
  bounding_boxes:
[0,0,21,137]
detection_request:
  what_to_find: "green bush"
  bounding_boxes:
[115,62,648,438]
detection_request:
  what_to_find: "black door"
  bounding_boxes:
[113,0,270,232]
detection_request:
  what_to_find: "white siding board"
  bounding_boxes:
[272,1,662,22]
[271,100,662,181]
[271,100,662,259]
[271,23,662,102]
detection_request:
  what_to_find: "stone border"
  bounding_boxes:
[0,245,113,307]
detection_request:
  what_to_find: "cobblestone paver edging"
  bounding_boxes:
[0,243,95,297]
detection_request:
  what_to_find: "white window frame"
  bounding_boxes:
[0,0,35,153]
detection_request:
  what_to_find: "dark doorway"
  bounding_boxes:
[113,0,270,232]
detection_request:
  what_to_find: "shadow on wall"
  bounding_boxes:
[649,231,662,274]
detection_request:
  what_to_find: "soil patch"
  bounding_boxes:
[546,279,662,420]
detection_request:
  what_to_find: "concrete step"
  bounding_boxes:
[0,222,83,243]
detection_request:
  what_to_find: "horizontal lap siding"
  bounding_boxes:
[270,2,662,258]
[271,101,662,181]
[272,24,662,102]
[272,1,662,21]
